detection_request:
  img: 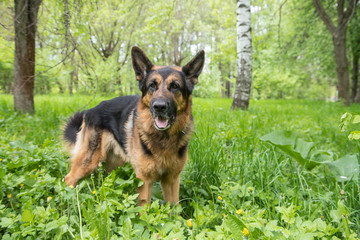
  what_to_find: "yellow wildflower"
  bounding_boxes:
[186,219,192,228]
[20,183,24,187]
[320,216,324,220]
[47,196,53,201]
[7,194,12,198]
[0,159,3,161]
[248,187,253,192]
[92,190,96,194]
[243,228,250,236]
[69,185,74,189]
[33,169,37,172]
[236,209,243,215]
[218,196,223,201]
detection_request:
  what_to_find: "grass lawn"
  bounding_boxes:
[0,94,359,239]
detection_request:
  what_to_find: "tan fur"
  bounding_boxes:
[65,126,103,187]
[151,65,182,72]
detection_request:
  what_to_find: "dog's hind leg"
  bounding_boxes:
[101,131,127,173]
[64,127,102,187]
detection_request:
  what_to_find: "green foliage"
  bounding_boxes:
[1,95,360,239]
[340,112,360,140]
[193,64,222,98]
[0,0,349,100]
[260,130,359,182]
[0,36,13,94]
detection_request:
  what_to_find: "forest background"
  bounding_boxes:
[1,0,359,102]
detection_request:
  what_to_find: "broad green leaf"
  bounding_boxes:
[295,232,315,240]
[326,155,358,182]
[227,215,247,240]
[0,168,5,179]
[348,131,360,140]
[260,130,319,170]
[261,131,359,182]
[339,112,352,131]
[122,217,132,239]
[295,138,315,159]
[22,209,34,222]
[275,204,301,224]
[0,217,14,228]
[352,115,360,124]
[45,220,59,232]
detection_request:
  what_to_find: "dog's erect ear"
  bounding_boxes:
[131,46,153,81]
[182,50,205,86]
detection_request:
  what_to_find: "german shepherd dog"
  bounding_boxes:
[63,46,204,206]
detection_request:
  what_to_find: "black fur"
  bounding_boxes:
[178,144,188,157]
[64,111,84,144]
[140,137,152,156]
[84,95,140,150]
[64,96,140,150]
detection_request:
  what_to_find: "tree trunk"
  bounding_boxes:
[226,62,233,98]
[313,0,356,106]
[56,80,64,94]
[13,0,41,113]
[353,51,360,102]
[351,48,360,102]
[232,0,252,110]
[333,31,350,105]
[69,70,73,96]
[219,60,225,98]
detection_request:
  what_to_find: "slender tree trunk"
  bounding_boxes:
[219,61,225,97]
[353,51,360,102]
[56,80,63,94]
[13,0,41,113]
[226,62,233,98]
[68,71,73,96]
[232,0,252,110]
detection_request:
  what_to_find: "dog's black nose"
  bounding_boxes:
[153,100,167,112]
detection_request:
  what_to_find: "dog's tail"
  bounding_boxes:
[63,111,84,144]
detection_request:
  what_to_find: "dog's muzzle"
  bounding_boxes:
[151,100,175,131]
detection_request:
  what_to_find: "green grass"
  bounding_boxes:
[0,94,359,239]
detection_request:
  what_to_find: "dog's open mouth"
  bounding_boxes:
[154,116,171,130]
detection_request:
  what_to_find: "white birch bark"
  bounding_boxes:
[232,0,252,110]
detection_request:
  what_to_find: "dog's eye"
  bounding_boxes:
[149,82,157,90]
[170,83,180,92]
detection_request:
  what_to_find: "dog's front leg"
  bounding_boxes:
[161,174,180,205]
[136,174,153,206]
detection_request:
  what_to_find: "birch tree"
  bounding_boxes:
[232,0,252,110]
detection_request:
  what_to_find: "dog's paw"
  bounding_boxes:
[64,174,77,187]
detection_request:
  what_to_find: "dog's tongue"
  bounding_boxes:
[155,117,168,129]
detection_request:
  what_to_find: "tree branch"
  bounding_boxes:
[313,0,337,36]
[342,0,357,27]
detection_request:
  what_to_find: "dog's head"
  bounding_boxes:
[131,46,204,131]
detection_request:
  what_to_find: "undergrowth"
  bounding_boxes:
[0,94,359,239]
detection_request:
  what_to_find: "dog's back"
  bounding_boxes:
[63,95,140,150]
